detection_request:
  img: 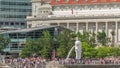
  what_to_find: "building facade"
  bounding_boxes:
[1,26,65,57]
[0,0,31,29]
[27,0,120,45]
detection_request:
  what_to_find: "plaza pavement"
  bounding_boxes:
[0,63,10,68]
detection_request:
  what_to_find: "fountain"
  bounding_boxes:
[65,37,82,62]
[66,46,75,60]
[45,37,82,68]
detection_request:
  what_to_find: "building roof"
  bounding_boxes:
[0,26,63,34]
[51,0,120,5]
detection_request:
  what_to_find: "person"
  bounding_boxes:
[75,37,82,61]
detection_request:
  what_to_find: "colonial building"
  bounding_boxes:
[27,0,120,45]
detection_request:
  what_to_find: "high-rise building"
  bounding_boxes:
[0,0,31,29]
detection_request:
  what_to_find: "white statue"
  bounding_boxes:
[75,37,82,60]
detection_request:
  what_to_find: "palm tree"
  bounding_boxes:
[111,30,115,47]
[97,30,109,46]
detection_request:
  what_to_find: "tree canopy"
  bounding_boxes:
[0,35,10,53]
[20,30,120,58]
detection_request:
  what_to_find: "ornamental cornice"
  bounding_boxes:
[27,16,120,22]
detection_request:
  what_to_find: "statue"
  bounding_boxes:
[75,37,82,60]
[65,37,82,63]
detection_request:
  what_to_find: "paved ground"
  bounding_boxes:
[45,61,65,68]
[0,63,11,68]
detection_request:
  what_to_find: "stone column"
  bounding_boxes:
[105,22,108,35]
[96,22,98,33]
[76,22,79,33]
[115,21,118,44]
[57,23,60,26]
[95,22,98,44]
[86,22,88,31]
[67,22,69,28]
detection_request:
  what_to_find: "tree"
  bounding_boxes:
[77,31,90,43]
[21,38,37,57]
[0,35,10,53]
[57,29,75,58]
[82,42,97,58]
[111,30,115,47]
[21,30,53,58]
[96,46,112,58]
[97,30,109,46]
[111,47,120,56]
[38,30,53,58]
[89,32,96,47]
[77,31,96,47]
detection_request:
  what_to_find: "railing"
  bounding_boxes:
[4,48,22,52]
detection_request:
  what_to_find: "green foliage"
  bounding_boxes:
[97,30,109,45]
[20,29,120,58]
[77,32,89,43]
[0,35,10,53]
[21,31,53,58]
[57,29,75,58]
[38,31,53,58]
[96,46,112,58]
[82,42,97,58]
[81,42,120,58]
[110,47,120,56]
[89,32,96,47]
[21,38,37,57]
[77,31,96,47]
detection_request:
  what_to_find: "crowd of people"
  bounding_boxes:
[5,57,47,68]
[58,57,120,65]
[4,56,120,68]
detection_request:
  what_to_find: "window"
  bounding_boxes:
[15,22,19,25]
[10,22,14,25]
[73,0,79,2]
[82,0,88,3]
[101,0,106,2]
[92,0,97,2]
[64,0,69,2]
[5,22,9,25]
[0,22,3,25]
[56,0,60,2]
[75,6,79,10]
[21,23,25,26]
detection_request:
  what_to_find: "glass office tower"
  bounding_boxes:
[0,0,31,29]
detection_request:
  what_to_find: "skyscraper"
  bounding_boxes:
[0,0,31,29]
